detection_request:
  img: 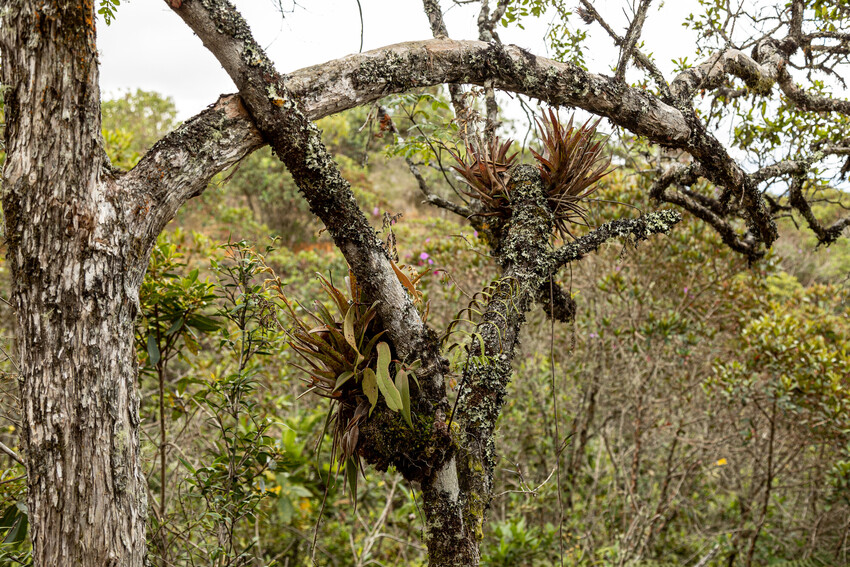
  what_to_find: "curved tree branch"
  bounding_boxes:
[550,210,682,268]
[122,94,264,240]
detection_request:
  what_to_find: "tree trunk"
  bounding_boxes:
[1,2,147,565]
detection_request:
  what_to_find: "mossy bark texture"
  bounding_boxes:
[0,3,266,565]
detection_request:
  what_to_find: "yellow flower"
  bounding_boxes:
[716,458,728,466]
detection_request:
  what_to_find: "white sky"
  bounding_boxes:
[96,0,701,122]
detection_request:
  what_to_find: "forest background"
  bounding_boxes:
[1,1,850,566]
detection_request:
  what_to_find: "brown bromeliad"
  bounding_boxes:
[532,109,613,239]
[449,109,612,240]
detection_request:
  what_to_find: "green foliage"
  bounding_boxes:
[482,518,556,566]
[502,0,587,67]
[183,241,284,566]
[0,481,30,567]
[98,0,120,25]
[272,269,418,504]
[137,235,220,368]
[101,90,178,169]
[711,284,850,439]
[383,91,458,165]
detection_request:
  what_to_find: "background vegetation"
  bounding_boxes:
[1,86,848,567]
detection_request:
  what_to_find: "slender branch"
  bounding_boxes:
[550,210,682,268]
[420,0,467,117]
[408,160,474,217]
[616,0,653,83]
[477,0,504,140]
[577,0,671,98]
[650,164,762,258]
[0,440,23,466]
[788,176,850,245]
[377,105,473,218]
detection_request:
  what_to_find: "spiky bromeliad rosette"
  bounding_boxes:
[275,272,414,503]
[450,108,612,239]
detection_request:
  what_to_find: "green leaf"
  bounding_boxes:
[343,305,359,354]
[1,504,27,545]
[334,370,355,391]
[147,334,161,366]
[376,342,402,411]
[345,456,359,511]
[186,314,220,333]
[362,368,379,414]
[165,316,184,337]
[395,369,413,428]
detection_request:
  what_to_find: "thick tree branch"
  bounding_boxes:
[122,94,264,239]
[133,33,787,254]
[282,39,691,144]
[778,68,850,114]
[535,279,576,323]
[454,166,556,562]
[670,39,787,100]
[750,156,815,184]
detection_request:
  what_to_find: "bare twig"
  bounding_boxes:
[0,440,23,466]
[616,0,653,83]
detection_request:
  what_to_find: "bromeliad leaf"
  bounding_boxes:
[395,369,413,428]
[376,342,403,411]
[334,370,355,391]
[362,368,379,414]
[343,305,359,353]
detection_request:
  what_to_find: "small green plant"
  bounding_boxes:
[180,241,284,567]
[271,271,415,504]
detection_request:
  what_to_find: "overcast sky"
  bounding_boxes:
[96,0,701,121]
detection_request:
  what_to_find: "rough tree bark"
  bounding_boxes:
[0,3,148,564]
[0,3,260,565]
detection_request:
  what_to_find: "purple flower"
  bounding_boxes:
[683,286,689,294]
[589,332,599,339]
[428,258,434,265]
[419,252,430,261]
[425,238,431,243]
[372,206,380,217]
[473,230,479,238]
